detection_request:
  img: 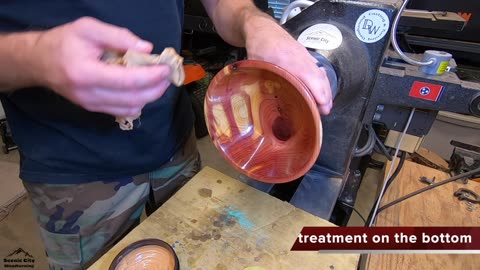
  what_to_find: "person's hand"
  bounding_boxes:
[244,16,332,115]
[32,17,172,117]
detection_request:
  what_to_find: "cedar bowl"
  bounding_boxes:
[204,60,322,183]
[109,238,179,270]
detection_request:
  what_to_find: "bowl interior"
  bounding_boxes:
[109,238,179,270]
[205,60,322,183]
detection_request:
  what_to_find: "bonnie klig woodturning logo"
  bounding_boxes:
[4,248,35,268]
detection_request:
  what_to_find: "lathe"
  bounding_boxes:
[185,0,480,225]
[278,0,480,224]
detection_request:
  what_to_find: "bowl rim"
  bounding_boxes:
[108,238,179,270]
[204,59,322,183]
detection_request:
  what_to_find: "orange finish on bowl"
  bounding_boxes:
[115,245,175,270]
[204,60,322,183]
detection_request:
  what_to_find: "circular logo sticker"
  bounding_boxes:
[355,9,390,43]
[297,24,343,50]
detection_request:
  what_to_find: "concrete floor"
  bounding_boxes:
[0,136,380,269]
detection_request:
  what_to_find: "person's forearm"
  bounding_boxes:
[201,0,277,47]
[0,32,43,91]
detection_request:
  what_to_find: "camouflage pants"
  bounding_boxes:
[23,130,201,270]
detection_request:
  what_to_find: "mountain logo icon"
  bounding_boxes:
[6,248,34,258]
[4,247,35,269]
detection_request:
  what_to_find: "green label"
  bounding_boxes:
[436,61,449,74]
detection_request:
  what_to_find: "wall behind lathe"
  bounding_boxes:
[423,112,480,160]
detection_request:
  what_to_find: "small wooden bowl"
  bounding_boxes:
[204,60,322,183]
[109,238,179,270]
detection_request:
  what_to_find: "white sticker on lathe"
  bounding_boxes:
[355,9,390,43]
[297,24,343,50]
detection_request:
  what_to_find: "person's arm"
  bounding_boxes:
[0,17,172,117]
[0,32,44,91]
[201,0,332,114]
[199,0,260,47]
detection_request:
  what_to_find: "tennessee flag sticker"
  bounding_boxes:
[409,81,444,102]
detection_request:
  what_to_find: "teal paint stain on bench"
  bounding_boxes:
[227,208,254,230]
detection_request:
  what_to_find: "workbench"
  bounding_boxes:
[88,167,359,270]
[367,160,480,270]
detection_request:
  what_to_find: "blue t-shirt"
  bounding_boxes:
[0,0,194,184]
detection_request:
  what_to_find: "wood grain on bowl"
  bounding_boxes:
[204,60,322,183]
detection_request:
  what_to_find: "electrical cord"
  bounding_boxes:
[390,0,434,66]
[368,107,416,226]
[377,167,480,213]
[340,201,367,224]
[354,125,376,157]
[385,108,415,183]
[279,0,315,25]
[373,131,393,161]
[351,206,367,224]
[364,151,406,226]
[355,125,393,159]
[384,151,406,191]
[357,154,408,269]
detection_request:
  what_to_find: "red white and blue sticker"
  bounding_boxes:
[409,81,444,102]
